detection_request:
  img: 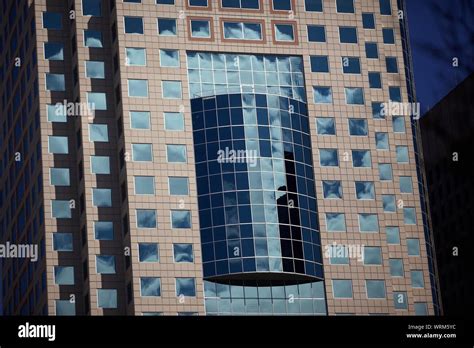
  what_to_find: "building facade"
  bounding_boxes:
[0,0,438,316]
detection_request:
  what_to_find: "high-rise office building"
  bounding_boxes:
[0,0,440,316]
[420,72,474,316]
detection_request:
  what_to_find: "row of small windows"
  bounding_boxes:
[315,148,410,169]
[53,235,194,263]
[308,25,395,44]
[324,210,418,233]
[317,118,405,139]
[128,0,394,16]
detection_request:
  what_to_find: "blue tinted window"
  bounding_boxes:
[322,181,342,199]
[189,0,208,6]
[326,213,346,232]
[97,289,117,308]
[355,181,375,200]
[348,119,368,136]
[132,143,153,162]
[130,111,151,129]
[169,177,189,195]
[190,20,210,38]
[139,243,159,262]
[91,156,110,174]
[389,259,404,277]
[54,266,74,285]
[389,86,401,102]
[222,0,259,9]
[141,277,161,296]
[352,150,371,167]
[366,280,386,298]
[333,279,352,298]
[386,227,400,244]
[362,13,375,29]
[92,188,112,207]
[407,238,420,256]
[336,0,354,13]
[316,117,335,135]
[307,25,326,42]
[411,271,424,288]
[386,57,398,73]
[403,207,416,224]
[345,87,364,105]
[375,132,389,150]
[84,30,103,47]
[358,214,379,232]
[382,194,396,212]
[96,255,116,274]
[124,16,144,34]
[320,149,338,166]
[53,233,73,251]
[167,144,187,162]
[365,42,378,58]
[126,47,146,66]
[313,87,332,103]
[176,278,196,296]
[364,247,382,265]
[171,210,191,228]
[339,27,357,43]
[310,56,329,72]
[368,72,382,88]
[399,176,413,193]
[174,244,194,262]
[380,0,392,15]
[45,73,65,91]
[393,116,405,133]
[44,43,64,60]
[50,168,70,186]
[137,209,157,228]
[82,0,102,16]
[43,12,62,29]
[305,0,322,12]
[383,28,395,44]
[379,163,393,180]
[342,57,360,73]
[94,221,114,240]
[272,0,292,11]
[158,18,177,36]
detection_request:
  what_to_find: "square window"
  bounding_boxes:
[372,102,384,119]
[53,233,73,251]
[96,255,116,274]
[322,180,342,199]
[379,163,393,180]
[358,213,379,232]
[158,18,177,36]
[162,81,182,99]
[274,23,295,42]
[128,79,148,98]
[307,25,326,42]
[169,177,189,195]
[342,57,360,74]
[164,112,184,130]
[393,292,408,309]
[411,270,424,288]
[134,176,155,195]
[403,207,417,224]
[87,92,107,110]
[97,289,117,309]
[365,42,379,58]
[137,209,157,228]
[50,168,70,186]
[132,143,153,162]
[316,117,335,135]
[126,47,146,66]
[352,150,371,167]
[82,0,102,16]
[336,0,354,13]
[368,72,382,88]
[176,278,196,296]
[94,221,114,240]
[167,144,187,163]
[362,13,375,29]
[375,132,389,150]
[348,119,368,136]
[414,303,428,315]
[339,27,357,43]
[320,149,339,166]
[91,156,110,174]
[396,146,409,163]
[47,104,67,122]
[171,210,191,228]
[313,86,332,104]
[89,124,109,142]
[399,176,413,193]
[389,259,404,277]
[140,277,161,296]
[56,300,75,315]
[130,111,151,130]
[92,188,112,207]
[366,280,386,298]
[305,0,322,12]
[54,266,74,285]
[328,245,349,265]
[174,244,194,262]
[45,73,66,91]
[364,247,382,265]
[160,49,180,67]
[407,238,420,256]
[355,181,375,200]
[386,57,398,73]
[44,42,64,60]
[345,87,364,105]
[386,226,400,244]
[190,19,211,38]
[382,194,396,212]
[85,61,105,79]
[43,12,62,30]
[383,28,395,44]
[139,243,159,262]
[325,213,346,232]
[48,136,69,154]
[310,56,329,73]
[84,30,103,47]
[124,16,144,34]
[392,116,406,133]
[272,0,292,11]
[389,86,402,102]
[332,280,353,298]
